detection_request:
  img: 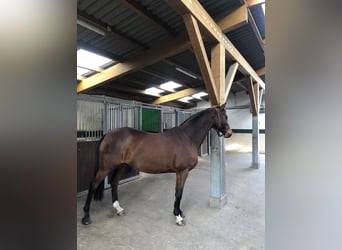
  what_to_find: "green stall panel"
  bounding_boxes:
[141,107,161,132]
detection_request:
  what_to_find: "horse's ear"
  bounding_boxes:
[219,102,226,110]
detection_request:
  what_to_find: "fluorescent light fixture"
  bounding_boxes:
[175,67,198,79]
[178,96,194,103]
[261,3,265,15]
[160,81,182,92]
[145,87,164,96]
[192,92,208,99]
[77,19,106,36]
[77,49,112,71]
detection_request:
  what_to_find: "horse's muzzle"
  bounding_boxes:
[224,128,233,138]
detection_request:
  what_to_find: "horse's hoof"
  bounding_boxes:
[82,217,91,225]
[116,209,124,216]
[175,215,186,226]
[176,220,186,226]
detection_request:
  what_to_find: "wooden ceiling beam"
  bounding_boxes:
[84,66,263,104]
[77,75,85,81]
[217,3,248,33]
[247,76,259,116]
[255,66,265,76]
[77,3,262,94]
[167,0,265,90]
[183,14,219,105]
[245,0,265,7]
[211,43,226,104]
[152,87,204,105]
[224,62,239,102]
[77,34,190,93]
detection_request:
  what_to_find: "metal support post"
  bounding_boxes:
[251,115,259,169]
[209,129,227,208]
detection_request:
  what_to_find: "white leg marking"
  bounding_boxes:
[175,215,185,225]
[113,200,124,215]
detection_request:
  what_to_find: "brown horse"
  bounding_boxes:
[81,104,232,226]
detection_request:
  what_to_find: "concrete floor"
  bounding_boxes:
[77,134,265,250]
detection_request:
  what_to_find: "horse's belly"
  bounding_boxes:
[129,153,174,173]
[128,148,197,174]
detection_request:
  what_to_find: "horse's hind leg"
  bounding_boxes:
[82,181,95,225]
[110,165,126,215]
[82,168,108,225]
[173,169,189,226]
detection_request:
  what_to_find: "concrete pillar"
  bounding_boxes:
[251,115,259,169]
[209,129,227,208]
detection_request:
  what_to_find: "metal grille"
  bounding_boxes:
[162,111,176,129]
[177,110,193,125]
[77,99,104,140]
[122,105,139,128]
[106,103,121,131]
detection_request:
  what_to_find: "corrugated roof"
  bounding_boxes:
[249,4,265,39]
[78,0,265,108]
[226,23,265,70]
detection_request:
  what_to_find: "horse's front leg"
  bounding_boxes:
[173,169,189,226]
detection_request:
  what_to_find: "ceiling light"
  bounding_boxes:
[77,19,106,36]
[77,66,90,76]
[160,81,182,92]
[145,87,164,96]
[175,67,198,79]
[77,49,112,70]
[192,92,208,99]
[178,96,194,103]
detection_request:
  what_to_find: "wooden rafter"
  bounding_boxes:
[245,0,265,7]
[211,43,225,104]
[77,75,85,81]
[217,3,248,33]
[247,76,259,116]
[183,14,219,105]
[167,0,265,90]
[152,63,260,105]
[224,62,239,102]
[77,34,190,93]
[77,3,259,94]
[152,87,204,105]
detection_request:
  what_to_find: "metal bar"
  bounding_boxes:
[251,116,259,169]
[209,129,227,208]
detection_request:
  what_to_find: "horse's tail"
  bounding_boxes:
[93,134,106,201]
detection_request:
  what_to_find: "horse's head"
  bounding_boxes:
[212,103,232,138]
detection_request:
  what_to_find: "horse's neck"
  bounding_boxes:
[180,110,214,148]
